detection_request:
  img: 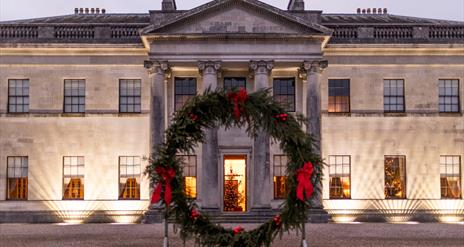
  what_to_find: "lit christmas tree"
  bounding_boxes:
[224,167,244,212]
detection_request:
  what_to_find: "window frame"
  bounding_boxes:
[119,79,142,114]
[273,77,296,112]
[7,79,30,114]
[328,79,351,113]
[328,155,351,200]
[384,79,405,113]
[174,77,197,111]
[384,155,407,199]
[62,156,85,200]
[178,155,197,199]
[273,155,288,200]
[440,155,462,199]
[438,79,460,113]
[224,77,247,91]
[63,79,86,113]
[6,156,28,201]
[118,156,141,200]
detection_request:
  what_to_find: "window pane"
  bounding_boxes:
[273,78,295,112]
[385,156,406,199]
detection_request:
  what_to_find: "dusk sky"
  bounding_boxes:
[0,0,463,22]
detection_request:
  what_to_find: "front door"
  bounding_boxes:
[223,155,247,212]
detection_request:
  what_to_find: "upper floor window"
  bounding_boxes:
[64,79,85,113]
[224,77,246,91]
[8,79,29,113]
[119,79,141,113]
[119,156,141,200]
[329,155,351,199]
[439,79,460,113]
[273,155,288,199]
[385,155,406,199]
[273,78,296,112]
[440,156,461,199]
[384,79,405,113]
[179,155,197,199]
[174,78,196,111]
[328,79,350,113]
[7,156,28,200]
[63,156,84,200]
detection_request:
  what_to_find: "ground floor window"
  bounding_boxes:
[329,155,351,199]
[7,156,28,200]
[63,156,84,200]
[273,155,288,199]
[385,156,406,199]
[440,156,461,199]
[119,156,141,200]
[179,155,197,199]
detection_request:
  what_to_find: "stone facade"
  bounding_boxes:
[0,0,463,223]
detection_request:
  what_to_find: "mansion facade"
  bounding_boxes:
[0,0,463,223]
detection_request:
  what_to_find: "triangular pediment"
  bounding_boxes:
[142,0,331,35]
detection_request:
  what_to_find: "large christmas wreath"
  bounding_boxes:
[146,88,322,247]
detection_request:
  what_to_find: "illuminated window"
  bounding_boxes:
[439,79,460,113]
[63,156,84,200]
[384,79,405,113]
[119,156,141,200]
[273,155,288,199]
[179,155,197,199]
[329,155,351,199]
[175,78,196,111]
[224,77,246,91]
[440,156,461,199]
[273,78,295,112]
[385,156,406,199]
[64,79,85,113]
[7,157,28,200]
[119,79,141,113]
[8,79,29,113]
[328,79,350,113]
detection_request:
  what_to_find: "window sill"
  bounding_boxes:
[383,112,407,117]
[439,112,463,117]
[61,113,86,117]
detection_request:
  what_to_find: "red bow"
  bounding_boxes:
[233,226,244,235]
[273,215,281,226]
[151,166,176,206]
[274,113,288,122]
[227,88,248,120]
[296,162,314,201]
[190,209,200,220]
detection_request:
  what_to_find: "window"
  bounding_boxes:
[224,77,246,91]
[179,155,197,199]
[8,79,29,113]
[328,79,350,113]
[64,79,85,113]
[439,79,460,113]
[329,155,351,199]
[119,156,141,200]
[384,79,405,113]
[273,155,288,199]
[119,79,141,113]
[63,156,84,200]
[7,157,28,200]
[440,156,461,199]
[273,78,296,112]
[174,78,196,111]
[385,156,406,199]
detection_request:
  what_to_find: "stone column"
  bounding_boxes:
[302,60,328,209]
[144,60,170,157]
[249,60,274,212]
[198,61,221,213]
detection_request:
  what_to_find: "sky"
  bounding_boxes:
[0,0,463,22]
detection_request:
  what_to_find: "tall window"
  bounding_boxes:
[440,156,461,199]
[64,79,85,113]
[329,155,351,199]
[63,156,84,200]
[119,156,141,200]
[273,155,288,199]
[7,157,28,200]
[119,79,141,113]
[273,78,296,112]
[179,155,197,199]
[328,79,350,113]
[385,156,406,199]
[175,78,196,111]
[224,77,246,91]
[439,79,460,113]
[384,79,405,113]
[8,79,29,113]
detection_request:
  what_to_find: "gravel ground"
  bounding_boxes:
[0,223,463,247]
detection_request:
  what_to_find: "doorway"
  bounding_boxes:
[223,155,247,212]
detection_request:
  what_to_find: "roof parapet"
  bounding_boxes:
[357,8,388,14]
[74,7,106,15]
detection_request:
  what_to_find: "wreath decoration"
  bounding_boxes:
[146,88,322,247]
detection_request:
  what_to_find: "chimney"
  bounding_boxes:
[357,8,361,14]
[96,8,100,14]
[102,8,106,14]
[383,8,388,14]
[162,0,177,11]
[287,0,305,11]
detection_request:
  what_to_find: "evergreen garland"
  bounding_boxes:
[145,88,322,247]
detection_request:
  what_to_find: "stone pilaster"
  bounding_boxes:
[198,61,221,212]
[249,60,274,212]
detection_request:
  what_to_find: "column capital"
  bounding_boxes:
[300,60,328,77]
[198,61,221,76]
[144,60,171,77]
[249,60,274,76]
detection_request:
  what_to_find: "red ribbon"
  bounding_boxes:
[274,113,288,122]
[233,226,244,235]
[190,209,200,220]
[296,162,314,201]
[227,88,248,120]
[151,166,176,206]
[273,214,281,226]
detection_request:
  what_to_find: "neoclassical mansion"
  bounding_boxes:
[0,0,463,223]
